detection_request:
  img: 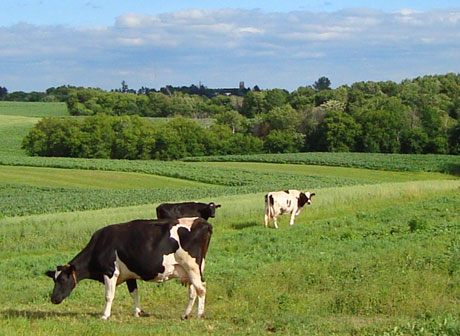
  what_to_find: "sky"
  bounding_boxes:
[1,1,460,92]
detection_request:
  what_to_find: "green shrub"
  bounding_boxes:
[408,218,429,232]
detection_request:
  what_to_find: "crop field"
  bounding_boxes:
[185,152,460,175]
[1,102,460,335]
[0,101,69,117]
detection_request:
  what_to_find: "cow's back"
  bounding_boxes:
[156,202,205,220]
[85,220,177,280]
[88,218,213,281]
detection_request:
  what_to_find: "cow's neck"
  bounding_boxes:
[68,246,94,282]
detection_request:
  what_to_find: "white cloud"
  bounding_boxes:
[1,8,460,91]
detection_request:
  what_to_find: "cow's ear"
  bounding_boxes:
[310,193,315,197]
[45,270,56,278]
[216,204,221,208]
[57,265,65,271]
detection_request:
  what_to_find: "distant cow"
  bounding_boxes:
[264,190,315,229]
[156,202,221,221]
[46,217,213,320]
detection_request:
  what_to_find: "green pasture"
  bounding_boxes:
[0,165,212,190]
[1,101,459,334]
[0,101,69,117]
[0,115,40,156]
[0,180,459,335]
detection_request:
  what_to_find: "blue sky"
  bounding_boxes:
[1,1,459,92]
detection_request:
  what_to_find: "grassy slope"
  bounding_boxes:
[0,165,212,190]
[1,102,459,334]
[0,115,40,156]
[0,180,459,335]
[0,161,454,218]
[0,101,68,117]
[0,102,68,155]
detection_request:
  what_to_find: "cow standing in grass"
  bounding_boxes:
[156,202,221,220]
[46,217,212,320]
[264,190,315,228]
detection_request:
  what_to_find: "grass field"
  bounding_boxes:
[0,101,69,117]
[0,101,459,335]
[0,180,459,335]
[0,165,213,190]
[0,115,41,156]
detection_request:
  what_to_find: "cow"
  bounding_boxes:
[156,202,221,221]
[264,190,315,229]
[45,217,213,320]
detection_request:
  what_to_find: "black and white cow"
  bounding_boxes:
[264,190,315,229]
[156,202,221,221]
[46,217,213,320]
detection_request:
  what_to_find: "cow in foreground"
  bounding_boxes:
[46,217,213,320]
[264,190,315,229]
[156,202,221,220]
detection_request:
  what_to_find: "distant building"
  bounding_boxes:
[218,82,250,96]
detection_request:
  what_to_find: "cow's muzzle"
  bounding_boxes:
[51,296,63,304]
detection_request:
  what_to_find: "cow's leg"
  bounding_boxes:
[273,215,279,229]
[196,281,207,317]
[183,268,206,319]
[101,274,118,320]
[126,279,143,317]
[289,212,296,226]
[264,212,270,227]
[181,284,197,320]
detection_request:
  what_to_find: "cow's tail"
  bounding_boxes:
[199,222,213,281]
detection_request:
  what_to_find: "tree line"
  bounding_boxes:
[14,73,460,158]
[22,115,263,160]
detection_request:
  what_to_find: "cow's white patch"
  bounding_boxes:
[54,270,62,280]
[177,217,200,227]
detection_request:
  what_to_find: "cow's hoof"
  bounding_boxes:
[134,310,145,317]
[100,315,109,320]
[181,314,189,320]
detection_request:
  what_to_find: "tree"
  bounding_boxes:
[264,130,304,153]
[448,121,460,154]
[0,86,7,100]
[241,91,266,117]
[313,76,331,91]
[121,80,129,93]
[263,89,289,111]
[400,128,429,154]
[317,110,361,152]
[111,115,156,159]
[215,110,247,133]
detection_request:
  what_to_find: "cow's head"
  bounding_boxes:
[203,202,221,218]
[45,264,78,304]
[299,192,315,207]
